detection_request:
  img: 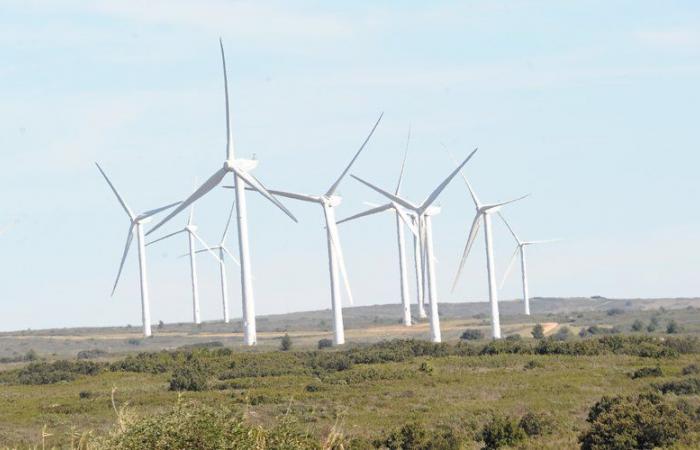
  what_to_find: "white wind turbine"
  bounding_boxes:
[146,207,222,325]
[498,213,558,316]
[337,129,419,327]
[351,147,479,343]
[192,199,240,324]
[95,163,180,338]
[225,113,384,346]
[147,39,298,346]
[451,176,528,339]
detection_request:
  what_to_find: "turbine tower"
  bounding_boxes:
[147,207,221,324]
[337,129,418,327]
[227,113,384,346]
[147,39,298,346]
[498,213,558,316]
[193,199,240,323]
[351,147,479,343]
[451,177,527,339]
[95,163,180,338]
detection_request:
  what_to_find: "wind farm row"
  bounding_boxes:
[96,39,557,346]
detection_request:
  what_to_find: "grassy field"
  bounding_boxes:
[1,298,699,449]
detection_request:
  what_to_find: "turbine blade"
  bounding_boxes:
[420,147,478,212]
[193,247,219,255]
[221,197,236,243]
[395,125,411,195]
[336,203,392,225]
[111,224,135,296]
[220,38,234,161]
[351,175,418,211]
[231,168,298,222]
[451,214,482,292]
[441,143,480,207]
[147,167,228,236]
[226,185,320,203]
[483,194,530,212]
[188,205,194,226]
[221,245,241,266]
[190,230,223,263]
[327,219,353,305]
[497,212,520,244]
[524,238,562,245]
[142,201,182,219]
[146,229,186,246]
[499,245,520,289]
[95,163,135,220]
[325,112,383,197]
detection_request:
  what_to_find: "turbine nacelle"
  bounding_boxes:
[225,159,259,172]
[185,224,198,232]
[423,205,441,216]
[135,216,153,225]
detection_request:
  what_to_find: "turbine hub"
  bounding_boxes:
[185,225,198,232]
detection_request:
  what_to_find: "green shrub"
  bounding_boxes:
[552,326,572,341]
[579,392,691,450]
[377,421,459,450]
[13,360,105,385]
[77,349,107,360]
[280,334,292,351]
[653,378,700,395]
[480,415,525,449]
[317,338,333,349]
[418,361,433,374]
[606,308,624,316]
[682,364,699,376]
[518,412,554,436]
[667,320,681,334]
[629,366,663,379]
[169,360,210,392]
[460,329,484,341]
[631,319,645,332]
[531,324,545,339]
[524,360,544,370]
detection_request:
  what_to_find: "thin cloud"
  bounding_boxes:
[636,29,700,50]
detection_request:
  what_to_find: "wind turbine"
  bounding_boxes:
[146,207,221,324]
[451,176,528,339]
[337,129,419,327]
[225,113,383,346]
[147,39,298,346]
[95,163,180,338]
[498,213,558,316]
[351,147,479,342]
[192,199,240,323]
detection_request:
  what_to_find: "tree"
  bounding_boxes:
[552,326,572,341]
[480,415,525,449]
[531,324,545,339]
[631,319,644,332]
[279,333,292,351]
[317,338,333,349]
[647,316,659,332]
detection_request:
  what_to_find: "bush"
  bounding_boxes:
[169,360,210,392]
[631,319,644,332]
[653,378,700,395]
[518,412,554,437]
[13,360,104,385]
[418,361,433,374]
[552,326,572,341]
[647,316,659,332]
[682,364,699,376]
[77,349,107,360]
[317,338,333,349]
[667,320,681,334]
[377,421,459,450]
[531,324,545,339]
[524,360,544,370]
[460,329,484,341]
[606,308,624,316]
[629,366,663,379]
[480,415,525,449]
[505,334,522,341]
[579,392,691,450]
[279,334,292,351]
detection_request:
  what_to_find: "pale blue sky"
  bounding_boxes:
[1,1,699,332]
